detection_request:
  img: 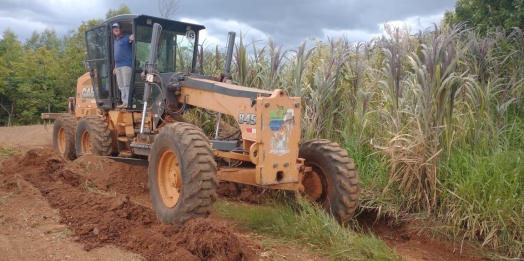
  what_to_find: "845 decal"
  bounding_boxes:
[238,113,256,125]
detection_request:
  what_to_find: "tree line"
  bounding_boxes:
[0,5,137,126]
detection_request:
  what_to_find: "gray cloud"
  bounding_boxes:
[177,1,456,43]
[0,0,457,49]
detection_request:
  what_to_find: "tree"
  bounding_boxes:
[0,29,23,126]
[105,4,132,19]
[24,29,62,51]
[0,57,14,126]
[0,30,23,64]
[158,0,179,19]
[444,0,524,33]
[60,19,103,99]
[13,47,61,123]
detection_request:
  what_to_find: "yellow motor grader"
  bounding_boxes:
[42,14,360,226]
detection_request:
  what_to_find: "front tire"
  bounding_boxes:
[299,139,360,224]
[53,114,77,160]
[75,116,112,156]
[148,122,218,227]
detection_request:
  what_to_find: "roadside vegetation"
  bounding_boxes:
[205,24,524,259]
[215,197,400,261]
[1,3,523,260]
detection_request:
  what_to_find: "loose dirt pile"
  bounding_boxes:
[0,148,258,261]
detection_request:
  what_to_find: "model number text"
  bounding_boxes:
[238,113,256,125]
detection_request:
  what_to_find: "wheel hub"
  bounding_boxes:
[57,127,66,153]
[157,150,182,208]
[302,171,324,201]
[80,130,92,153]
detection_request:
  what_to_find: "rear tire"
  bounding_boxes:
[299,139,360,224]
[52,114,77,160]
[75,116,112,156]
[148,122,218,227]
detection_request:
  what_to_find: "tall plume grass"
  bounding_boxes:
[197,23,524,258]
[302,37,351,140]
[372,24,468,213]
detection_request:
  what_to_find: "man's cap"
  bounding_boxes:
[112,22,121,28]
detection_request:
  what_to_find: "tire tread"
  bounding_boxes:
[299,139,360,224]
[149,122,218,227]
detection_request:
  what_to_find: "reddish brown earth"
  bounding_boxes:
[0,125,487,261]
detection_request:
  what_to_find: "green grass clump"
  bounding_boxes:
[215,196,400,261]
[439,149,524,258]
[0,145,21,166]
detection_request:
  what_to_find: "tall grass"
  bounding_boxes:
[302,37,351,140]
[439,147,524,257]
[191,22,524,258]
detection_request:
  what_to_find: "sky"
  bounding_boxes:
[0,0,458,50]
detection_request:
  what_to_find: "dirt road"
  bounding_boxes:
[0,125,485,261]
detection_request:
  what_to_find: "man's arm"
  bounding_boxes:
[129,34,134,43]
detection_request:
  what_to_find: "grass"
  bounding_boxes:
[192,23,524,258]
[214,196,400,261]
[83,180,115,197]
[0,145,21,166]
[439,149,524,258]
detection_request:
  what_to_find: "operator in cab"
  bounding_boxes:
[112,22,134,109]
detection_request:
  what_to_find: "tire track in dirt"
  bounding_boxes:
[0,148,258,261]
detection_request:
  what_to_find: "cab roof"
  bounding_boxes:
[101,14,206,33]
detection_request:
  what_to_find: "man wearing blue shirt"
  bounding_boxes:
[112,22,134,108]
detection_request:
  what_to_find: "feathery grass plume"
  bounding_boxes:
[247,36,288,91]
[412,23,468,146]
[339,41,371,142]
[500,28,524,109]
[377,28,404,128]
[214,44,221,74]
[350,42,368,108]
[374,23,470,213]
[288,39,316,97]
[302,37,351,140]
[460,78,506,150]
[233,31,249,86]
[265,37,287,90]
[246,39,267,88]
[230,32,271,88]
[198,41,226,76]
[231,32,267,87]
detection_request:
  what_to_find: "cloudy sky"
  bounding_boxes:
[0,0,458,50]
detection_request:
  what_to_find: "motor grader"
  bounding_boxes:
[42,14,360,226]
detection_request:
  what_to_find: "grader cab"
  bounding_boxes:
[44,14,360,226]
